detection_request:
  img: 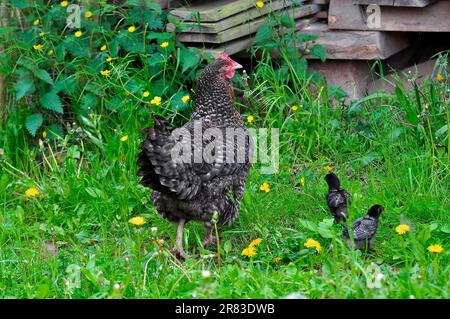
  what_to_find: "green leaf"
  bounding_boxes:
[317,219,334,239]
[35,69,54,85]
[25,113,43,136]
[14,77,35,100]
[329,84,348,100]
[310,44,326,62]
[147,32,172,41]
[435,124,448,138]
[45,123,64,139]
[255,23,273,44]
[10,0,33,9]
[297,219,317,232]
[54,77,77,94]
[147,54,165,66]
[105,96,124,111]
[0,27,16,36]
[85,187,105,199]
[279,15,295,28]
[180,48,199,73]
[171,91,190,112]
[81,93,99,111]
[40,91,63,113]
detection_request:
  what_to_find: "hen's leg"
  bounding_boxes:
[174,218,186,259]
[202,222,216,247]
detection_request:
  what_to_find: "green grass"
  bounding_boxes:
[1,51,449,299]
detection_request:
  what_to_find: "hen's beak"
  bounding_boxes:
[233,62,243,70]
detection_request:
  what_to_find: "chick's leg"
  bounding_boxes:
[175,218,186,259]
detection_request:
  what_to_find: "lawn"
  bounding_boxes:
[0,1,449,299]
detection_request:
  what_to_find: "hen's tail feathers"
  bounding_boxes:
[136,116,202,200]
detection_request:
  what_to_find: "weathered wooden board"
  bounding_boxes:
[170,0,305,22]
[329,0,450,32]
[309,60,372,100]
[352,0,437,7]
[315,10,328,19]
[300,23,409,59]
[198,18,317,56]
[153,0,179,9]
[167,0,293,34]
[177,4,321,43]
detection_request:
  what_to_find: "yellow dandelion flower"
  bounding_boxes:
[272,256,282,263]
[128,216,145,227]
[100,69,110,76]
[181,95,190,103]
[427,244,443,254]
[160,41,169,48]
[33,19,39,26]
[60,1,68,8]
[39,32,45,37]
[395,224,410,235]
[143,91,150,98]
[304,238,321,253]
[247,115,254,123]
[47,49,54,56]
[100,44,107,51]
[128,26,136,33]
[241,246,256,257]
[25,187,40,197]
[42,131,47,139]
[106,57,112,62]
[292,105,298,111]
[150,96,162,106]
[33,44,43,50]
[259,182,270,193]
[249,238,262,247]
[85,10,93,18]
[324,165,333,172]
[300,177,305,187]
[256,1,264,8]
[74,30,82,38]
[120,135,128,142]
[437,74,444,82]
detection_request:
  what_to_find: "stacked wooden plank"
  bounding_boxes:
[330,0,450,32]
[167,0,326,55]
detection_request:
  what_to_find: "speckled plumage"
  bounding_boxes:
[136,57,251,255]
[343,205,384,249]
[325,173,352,224]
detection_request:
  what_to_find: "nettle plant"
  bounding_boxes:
[1,0,211,141]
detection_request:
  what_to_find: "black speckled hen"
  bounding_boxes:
[137,54,252,258]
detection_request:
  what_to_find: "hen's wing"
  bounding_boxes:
[137,117,251,200]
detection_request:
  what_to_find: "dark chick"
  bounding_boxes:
[137,54,252,259]
[343,205,384,250]
[325,173,352,224]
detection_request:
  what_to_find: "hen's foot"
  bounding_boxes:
[174,218,188,260]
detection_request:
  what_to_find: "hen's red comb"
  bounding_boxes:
[217,53,230,60]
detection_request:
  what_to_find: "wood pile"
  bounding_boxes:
[167,0,326,55]
[167,0,450,98]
